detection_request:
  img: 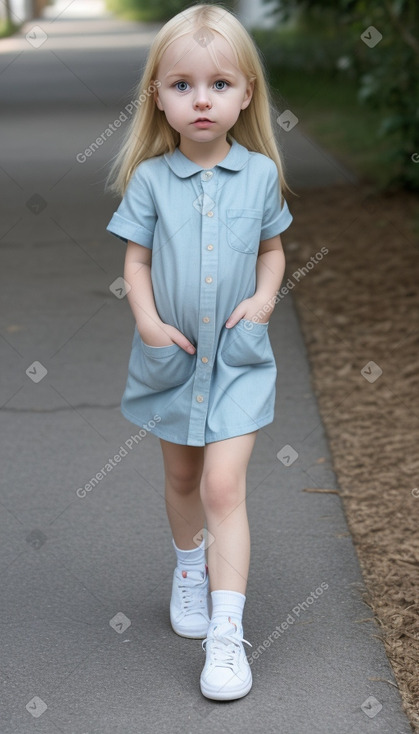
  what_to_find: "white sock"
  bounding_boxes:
[172,536,206,574]
[210,589,246,631]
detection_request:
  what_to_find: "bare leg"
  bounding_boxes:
[159,439,205,550]
[200,431,257,594]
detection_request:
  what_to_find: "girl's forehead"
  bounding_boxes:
[157,31,240,79]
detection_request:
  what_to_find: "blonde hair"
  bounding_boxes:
[106,3,291,202]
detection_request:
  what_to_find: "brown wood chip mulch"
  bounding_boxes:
[282,182,419,731]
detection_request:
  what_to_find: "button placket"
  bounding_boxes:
[187,170,218,444]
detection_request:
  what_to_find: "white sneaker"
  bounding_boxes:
[170,566,210,639]
[200,617,252,700]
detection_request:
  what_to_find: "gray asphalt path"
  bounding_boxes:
[0,7,413,734]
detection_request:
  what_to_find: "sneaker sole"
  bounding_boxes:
[170,616,209,639]
[200,671,252,701]
[171,625,208,639]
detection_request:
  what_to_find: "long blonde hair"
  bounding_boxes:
[106,3,290,202]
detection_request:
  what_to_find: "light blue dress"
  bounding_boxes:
[106,137,293,446]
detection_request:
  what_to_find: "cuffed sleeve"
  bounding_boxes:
[260,160,293,241]
[106,163,157,248]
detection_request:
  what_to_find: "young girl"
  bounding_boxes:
[106,2,292,701]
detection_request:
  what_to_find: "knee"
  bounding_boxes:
[165,462,202,496]
[200,469,242,515]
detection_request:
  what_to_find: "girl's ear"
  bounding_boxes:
[241,80,254,111]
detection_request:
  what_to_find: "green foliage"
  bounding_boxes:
[252,26,357,77]
[269,66,392,189]
[260,0,419,190]
[105,0,183,21]
[0,19,20,37]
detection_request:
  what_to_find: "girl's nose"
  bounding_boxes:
[193,85,212,109]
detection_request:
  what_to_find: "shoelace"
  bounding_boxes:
[178,572,208,617]
[202,619,252,670]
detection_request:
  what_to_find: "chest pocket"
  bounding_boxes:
[226,208,263,254]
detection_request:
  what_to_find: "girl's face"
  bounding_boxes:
[154,30,253,146]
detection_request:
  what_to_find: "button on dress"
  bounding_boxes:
[106,137,293,446]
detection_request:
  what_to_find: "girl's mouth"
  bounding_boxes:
[193,119,214,127]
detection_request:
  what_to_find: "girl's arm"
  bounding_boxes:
[124,241,196,353]
[225,235,286,327]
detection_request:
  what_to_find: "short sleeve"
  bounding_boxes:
[106,163,157,248]
[260,161,293,241]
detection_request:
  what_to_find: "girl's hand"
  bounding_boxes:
[138,322,196,354]
[225,296,272,329]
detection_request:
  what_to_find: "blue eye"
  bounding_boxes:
[214,80,229,90]
[175,81,189,91]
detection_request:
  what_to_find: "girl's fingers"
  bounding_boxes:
[226,306,245,328]
[169,328,196,354]
[180,339,196,354]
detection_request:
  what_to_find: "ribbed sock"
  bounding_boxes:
[172,536,206,573]
[210,589,246,632]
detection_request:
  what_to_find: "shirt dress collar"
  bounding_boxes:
[163,136,249,178]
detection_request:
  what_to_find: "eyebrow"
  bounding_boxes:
[164,70,238,80]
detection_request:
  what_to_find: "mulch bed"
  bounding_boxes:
[282,181,419,731]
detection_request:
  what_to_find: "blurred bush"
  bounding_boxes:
[259,0,419,191]
[106,0,181,22]
[253,25,357,76]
